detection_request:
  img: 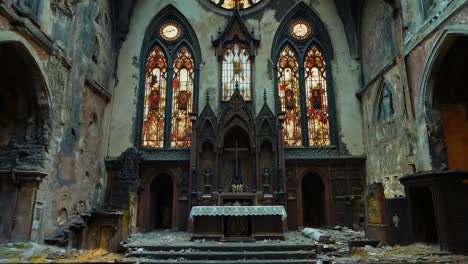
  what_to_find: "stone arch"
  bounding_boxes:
[140,171,179,231]
[419,25,468,115]
[373,78,397,122]
[296,168,332,228]
[0,35,52,243]
[419,25,468,170]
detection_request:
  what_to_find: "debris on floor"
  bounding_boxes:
[0,242,122,263]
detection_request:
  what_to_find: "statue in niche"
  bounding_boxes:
[204,167,212,186]
[379,87,394,121]
[263,168,271,185]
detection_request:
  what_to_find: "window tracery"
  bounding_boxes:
[139,7,200,149]
[142,46,167,148]
[222,42,252,101]
[273,4,335,147]
[171,46,194,147]
[304,46,330,146]
[277,46,302,146]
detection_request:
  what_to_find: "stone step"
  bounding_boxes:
[125,259,323,264]
[127,250,316,260]
[126,243,317,252]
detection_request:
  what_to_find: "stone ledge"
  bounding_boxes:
[85,75,111,103]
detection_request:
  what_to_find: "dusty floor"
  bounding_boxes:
[1,228,467,263]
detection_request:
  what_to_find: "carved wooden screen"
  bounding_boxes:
[277,45,302,146]
[171,46,194,147]
[304,45,330,146]
[222,42,252,101]
[142,46,167,147]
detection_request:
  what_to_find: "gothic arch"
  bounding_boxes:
[373,78,397,122]
[419,25,468,170]
[0,35,52,242]
[136,4,201,148]
[296,167,333,227]
[271,2,337,147]
[271,2,334,61]
[0,36,52,150]
[419,24,468,116]
[140,170,179,231]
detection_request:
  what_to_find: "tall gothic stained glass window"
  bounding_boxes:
[304,46,330,146]
[171,46,194,147]
[142,46,167,147]
[277,46,302,146]
[222,42,252,101]
[139,7,200,148]
[273,3,335,147]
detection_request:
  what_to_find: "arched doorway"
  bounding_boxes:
[0,41,50,242]
[430,36,468,170]
[149,174,174,230]
[301,172,325,227]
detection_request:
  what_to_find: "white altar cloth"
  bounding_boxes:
[190,206,287,221]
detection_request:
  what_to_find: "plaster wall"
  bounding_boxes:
[360,1,468,197]
[0,0,114,241]
[108,0,364,157]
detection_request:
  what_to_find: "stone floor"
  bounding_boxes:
[1,228,467,263]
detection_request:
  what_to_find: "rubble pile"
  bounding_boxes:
[0,242,122,263]
[300,226,468,263]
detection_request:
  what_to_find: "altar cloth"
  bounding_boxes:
[190,205,287,220]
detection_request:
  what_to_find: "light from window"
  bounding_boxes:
[171,46,194,147]
[142,46,167,147]
[222,43,252,101]
[304,46,330,146]
[277,45,302,146]
[210,0,262,10]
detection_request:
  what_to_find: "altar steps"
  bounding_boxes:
[125,244,322,264]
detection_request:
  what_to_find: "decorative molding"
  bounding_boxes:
[85,75,111,103]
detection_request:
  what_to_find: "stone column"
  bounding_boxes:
[10,170,46,242]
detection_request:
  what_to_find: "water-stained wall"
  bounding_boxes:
[0,0,113,242]
[359,0,468,197]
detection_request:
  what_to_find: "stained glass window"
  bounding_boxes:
[171,46,194,147]
[304,46,330,146]
[277,45,302,146]
[210,0,263,10]
[222,42,252,101]
[142,46,167,147]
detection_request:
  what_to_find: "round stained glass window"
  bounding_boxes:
[160,22,182,42]
[210,0,263,10]
[290,20,313,41]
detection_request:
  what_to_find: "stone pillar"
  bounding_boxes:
[10,170,46,242]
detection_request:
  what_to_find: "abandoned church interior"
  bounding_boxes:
[0,0,467,263]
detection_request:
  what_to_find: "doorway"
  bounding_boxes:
[301,173,325,227]
[431,37,468,170]
[410,187,438,244]
[150,174,174,230]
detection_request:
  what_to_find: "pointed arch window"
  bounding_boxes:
[277,45,302,146]
[273,4,336,147]
[142,46,167,148]
[222,42,252,101]
[139,7,200,149]
[212,10,259,102]
[304,46,330,146]
[171,46,194,147]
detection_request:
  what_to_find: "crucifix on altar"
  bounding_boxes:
[225,138,249,192]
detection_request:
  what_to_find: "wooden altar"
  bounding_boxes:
[190,205,286,241]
